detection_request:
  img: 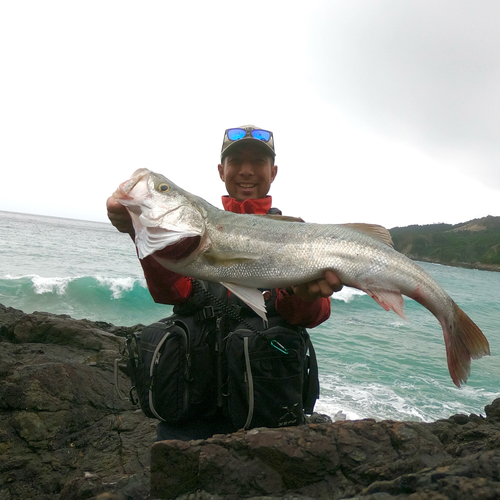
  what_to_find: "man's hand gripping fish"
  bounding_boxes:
[113,168,490,387]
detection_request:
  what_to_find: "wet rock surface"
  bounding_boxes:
[151,407,500,500]
[1,304,499,500]
[0,304,155,500]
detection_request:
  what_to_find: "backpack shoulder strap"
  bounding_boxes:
[304,337,320,414]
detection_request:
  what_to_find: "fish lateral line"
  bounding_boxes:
[204,250,262,266]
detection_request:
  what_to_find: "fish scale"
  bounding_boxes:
[114,168,490,387]
[200,216,388,287]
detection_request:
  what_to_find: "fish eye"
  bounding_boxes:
[157,183,170,192]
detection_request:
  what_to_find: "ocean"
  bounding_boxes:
[1,210,498,422]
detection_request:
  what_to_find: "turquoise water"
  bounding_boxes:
[1,210,498,422]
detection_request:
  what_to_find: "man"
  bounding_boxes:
[107,125,342,439]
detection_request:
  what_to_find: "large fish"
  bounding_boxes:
[113,168,490,387]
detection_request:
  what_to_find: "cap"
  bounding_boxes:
[221,124,275,160]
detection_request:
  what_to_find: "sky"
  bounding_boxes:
[1,1,499,229]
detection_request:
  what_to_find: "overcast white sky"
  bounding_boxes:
[1,1,499,229]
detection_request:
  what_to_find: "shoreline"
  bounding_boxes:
[410,256,500,273]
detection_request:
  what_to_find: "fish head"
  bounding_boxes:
[114,168,206,259]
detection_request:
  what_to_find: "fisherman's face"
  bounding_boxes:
[218,144,277,201]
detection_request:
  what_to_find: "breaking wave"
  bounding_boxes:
[331,286,365,303]
[0,275,173,326]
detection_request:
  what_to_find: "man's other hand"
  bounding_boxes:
[291,270,343,302]
[106,196,134,235]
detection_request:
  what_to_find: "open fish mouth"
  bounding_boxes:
[113,168,150,200]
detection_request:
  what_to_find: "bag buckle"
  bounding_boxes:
[195,305,217,321]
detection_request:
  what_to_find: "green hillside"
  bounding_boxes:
[389,216,500,271]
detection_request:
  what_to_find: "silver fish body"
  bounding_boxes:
[114,168,490,387]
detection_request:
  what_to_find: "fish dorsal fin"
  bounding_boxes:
[257,214,305,223]
[203,250,261,266]
[342,223,394,247]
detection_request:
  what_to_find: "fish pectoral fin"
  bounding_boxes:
[221,282,268,322]
[204,251,261,266]
[342,223,394,248]
[365,288,408,321]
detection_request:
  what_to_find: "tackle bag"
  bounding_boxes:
[225,325,319,429]
[122,316,218,423]
[115,280,320,429]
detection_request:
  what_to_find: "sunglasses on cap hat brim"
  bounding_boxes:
[225,128,273,142]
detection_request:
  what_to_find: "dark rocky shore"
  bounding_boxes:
[1,303,499,500]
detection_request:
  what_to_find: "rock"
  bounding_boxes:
[151,413,500,500]
[485,399,500,422]
[1,303,500,500]
[150,419,447,499]
[0,304,155,500]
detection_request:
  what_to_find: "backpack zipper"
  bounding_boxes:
[149,330,172,421]
[216,316,223,407]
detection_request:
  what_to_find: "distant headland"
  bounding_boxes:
[390,215,500,272]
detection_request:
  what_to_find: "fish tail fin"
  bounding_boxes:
[441,301,490,387]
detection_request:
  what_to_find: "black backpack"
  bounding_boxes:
[224,323,318,428]
[115,280,320,430]
[122,316,217,422]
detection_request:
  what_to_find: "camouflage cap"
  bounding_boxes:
[221,124,275,160]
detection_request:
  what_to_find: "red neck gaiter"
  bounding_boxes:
[221,196,273,215]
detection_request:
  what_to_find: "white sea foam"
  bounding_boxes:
[316,374,432,422]
[4,273,38,280]
[96,276,145,299]
[4,273,149,300]
[331,286,365,303]
[31,276,73,295]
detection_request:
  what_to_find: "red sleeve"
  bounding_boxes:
[135,235,204,305]
[139,255,192,305]
[275,289,331,328]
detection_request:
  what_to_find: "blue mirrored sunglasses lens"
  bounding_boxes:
[251,130,271,141]
[227,129,246,141]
